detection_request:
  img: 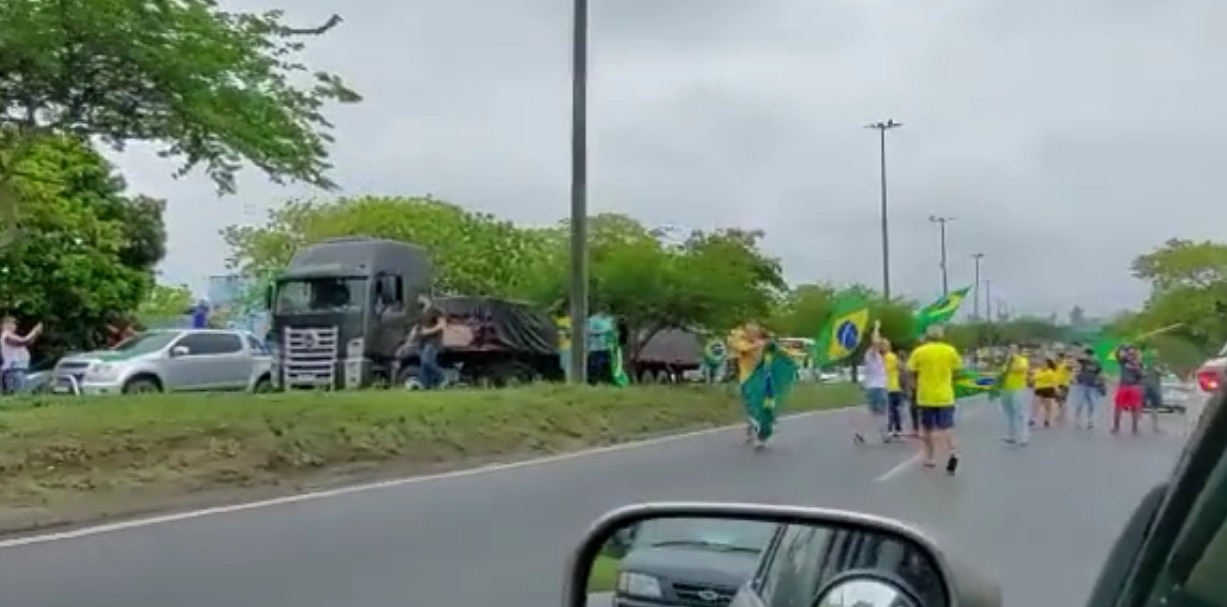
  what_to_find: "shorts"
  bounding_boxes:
[1115,385,1143,411]
[865,388,888,415]
[1035,387,1059,400]
[918,406,956,431]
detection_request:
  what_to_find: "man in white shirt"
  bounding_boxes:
[2,316,43,394]
[855,320,890,444]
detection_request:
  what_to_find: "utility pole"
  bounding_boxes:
[985,279,993,321]
[928,215,954,296]
[567,0,590,383]
[864,119,903,299]
[971,253,985,320]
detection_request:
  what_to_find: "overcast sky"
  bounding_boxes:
[114,0,1227,319]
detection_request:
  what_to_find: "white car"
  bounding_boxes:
[1189,341,1227,429]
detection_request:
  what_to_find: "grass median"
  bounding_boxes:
[0,382,860,529]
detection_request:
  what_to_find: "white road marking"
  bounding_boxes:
[0,406,856,549]
[874,402,991,483]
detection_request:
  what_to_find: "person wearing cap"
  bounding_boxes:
[905,324,964,474]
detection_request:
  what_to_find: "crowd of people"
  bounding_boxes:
[726,318,1173,477]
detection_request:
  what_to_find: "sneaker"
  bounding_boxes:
[946,454,959,475]
[853,433,866,445]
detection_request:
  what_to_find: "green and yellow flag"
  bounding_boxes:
[954,370,999,399]
[914,286,972,337]
[814,292,871,366]
[702,338,728,368]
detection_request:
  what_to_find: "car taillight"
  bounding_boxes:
[1197,368,1221,393]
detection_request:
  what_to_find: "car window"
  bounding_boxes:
[631,518,776,552]
[753,524,833,607]
[244,334,269,354]
[177,333,243,355]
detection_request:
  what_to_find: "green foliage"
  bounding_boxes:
[1129,238,1227,352]
[944,317,1071,350]
[0,0,360,236]
[136,283,194,327]
[222,196,787,346]
[0,136,165,358]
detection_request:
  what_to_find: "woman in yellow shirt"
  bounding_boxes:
[1055,353,1072,422]
[1032,358,1061,428]
[998,345,1030,445]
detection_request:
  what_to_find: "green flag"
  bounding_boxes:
[954,370,999,399]
[741,341,800,441]
[813,292,871,366]
[1093,335,1123,377]
[913,286,973,337]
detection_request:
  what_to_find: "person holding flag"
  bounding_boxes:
[730,323,767,444]
[812,291,873,444]
[906,324,963,473]
[733,323,798,449]
[1113,345,1146,435]
[858,320,891,444]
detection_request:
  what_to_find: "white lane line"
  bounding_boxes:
[874,402,992,483]
[0,406,856,549]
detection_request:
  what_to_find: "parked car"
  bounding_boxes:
[1189,341,1227,424]
[610,518,777,607]
[1158,373,1193,413]
[52,329,274,395]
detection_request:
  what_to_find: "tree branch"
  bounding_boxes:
[280,14,342,36]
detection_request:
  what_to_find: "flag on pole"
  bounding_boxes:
[913,286,973,337]
[813,292,872,366]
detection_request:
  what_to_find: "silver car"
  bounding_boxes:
[53,329,274,395]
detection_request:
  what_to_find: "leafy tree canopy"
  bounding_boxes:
[1128,238,1227,351]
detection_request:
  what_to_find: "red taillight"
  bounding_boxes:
[1197,368,1221,393]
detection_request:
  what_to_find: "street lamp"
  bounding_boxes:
[568,0,590,383]
[864,119,903,300]
[970,253,985,320]
[928,215,955,296]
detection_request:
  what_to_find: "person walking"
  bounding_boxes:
[855,320,890,445]
[906,325,963,473]
[898,349,920,437]
[1113,346,1145,435]
[730,323,767,445]
[411,295,446,390]
[883,338,905,440]
[1055,353,1072,423]
[997,344,1030,446]
[1,316,43,394]
[1070,347,1105,429]
[1032,358,1061,428]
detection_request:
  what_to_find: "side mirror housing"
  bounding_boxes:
[170,345,190,358]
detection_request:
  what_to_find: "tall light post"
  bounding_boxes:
[568,0,589,383]
[971,252,985,320]
[984,279,994,322]
[864,119,903,299]
[928,215,954,296]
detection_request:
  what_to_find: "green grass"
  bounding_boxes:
[0,382,859,515]
[588,554,622,593]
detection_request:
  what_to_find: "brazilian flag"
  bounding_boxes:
[741,342,800,441]
[914,286,972,337]
[813,292,871,366]
[954,370,999,399]
[1093,335,1123,377]
[703,338,728,368]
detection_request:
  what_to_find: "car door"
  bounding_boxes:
[200,332,250,390]
[163,332,245,390]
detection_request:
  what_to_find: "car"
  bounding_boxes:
[51,329,274,395]
[610,517,777,607]
[1158,374,1193,413]
[1188,340,1227,426]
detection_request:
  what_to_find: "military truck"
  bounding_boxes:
[265,237,561,390]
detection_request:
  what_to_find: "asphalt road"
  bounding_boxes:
[0,399,1184,607]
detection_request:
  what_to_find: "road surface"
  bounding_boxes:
[0,400,1184,607]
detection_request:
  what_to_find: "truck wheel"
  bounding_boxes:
[396,366,424,390]
[122,376,162,394]
[487,361,541,388]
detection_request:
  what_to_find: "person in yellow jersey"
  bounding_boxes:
[906,324,963,474]
[555,310,572,382]
[997,344,1031,446]
[879,332,905,440]
[729,323,766,443]
[1054,352,1072,423]
[1031,357,1061,428]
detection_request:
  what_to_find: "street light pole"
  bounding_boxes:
[971,252,985,320]
[984,279,993,322]
[567,0,589,384]
[864,119,903,300]
[928,215,954,296]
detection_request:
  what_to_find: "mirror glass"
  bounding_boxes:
[582,515,947,607]
[815,578,917,607]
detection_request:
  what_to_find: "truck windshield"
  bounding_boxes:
[275,277,368,314]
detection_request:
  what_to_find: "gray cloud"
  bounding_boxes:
[114,0,1227,318]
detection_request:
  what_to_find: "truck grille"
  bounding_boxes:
[672,582,737,606]
[282,327,339,389]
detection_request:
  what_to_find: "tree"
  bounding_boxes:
[0,135,166,359]
[135,283,194,328]
[1130,239,1227,351]
[0,0,361,239]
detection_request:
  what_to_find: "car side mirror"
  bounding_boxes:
[170,345,190,358]
[565,503,1002,607]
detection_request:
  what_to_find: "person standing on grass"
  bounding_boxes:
[412,295,446,390]
[997,344,1030,446]
[1,316,43,394]
[1071,347,1105,429]
[1113,346,1145,435]
[855,320,890,445]
[907,325,963,474]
